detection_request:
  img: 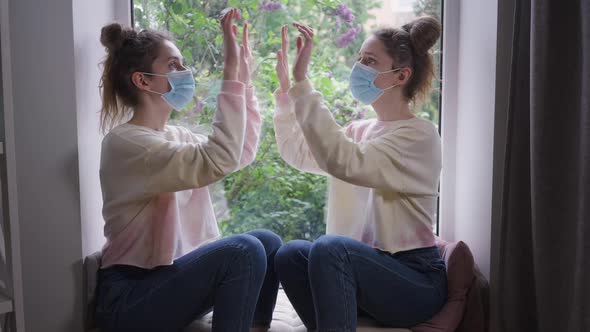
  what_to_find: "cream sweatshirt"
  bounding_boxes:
[99,80,261,269]
[274,79,441,253]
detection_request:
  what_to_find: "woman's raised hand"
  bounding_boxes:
[238,21,253,85]
[291,22,314,83]
[220,8,240,81]
[276,25,291,92]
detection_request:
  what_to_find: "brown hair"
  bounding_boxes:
[374,16,442,103]
[99,23,171,133]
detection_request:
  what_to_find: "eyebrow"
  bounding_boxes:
[358,51,379,59]
[168,56,184,62]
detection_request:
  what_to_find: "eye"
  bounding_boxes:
[358,56,376,66]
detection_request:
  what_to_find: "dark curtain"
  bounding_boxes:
[492,0,590,331]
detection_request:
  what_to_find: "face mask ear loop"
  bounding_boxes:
[145,89,165,96]
[382,84,399,91]
[378,67,403,91]
[140,72,170,96]
[140,72,169,78]
[379,67,403,74]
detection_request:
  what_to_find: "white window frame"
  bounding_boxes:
[439,0,460,241]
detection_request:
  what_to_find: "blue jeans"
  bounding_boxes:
[95,229,282,332]
[274,235,447,332]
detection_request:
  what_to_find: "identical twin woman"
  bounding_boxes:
[94,8,447,332]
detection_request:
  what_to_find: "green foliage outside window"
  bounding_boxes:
[133,0,441,241]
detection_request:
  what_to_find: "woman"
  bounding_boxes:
[273,17,446,331]
[95,9,280,332]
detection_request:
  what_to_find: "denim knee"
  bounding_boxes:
[310,235,349,262]
[247,229,283,255]
[274,240,310,274]
[229,234,267,270]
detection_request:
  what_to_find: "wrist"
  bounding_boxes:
[279,84,291,93]
[293,73,306,82]
[238,75,250,85]
[224,69,238,81]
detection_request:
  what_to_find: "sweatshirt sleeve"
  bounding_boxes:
[273,88,327,176]
[235,86,262,170]
[287,79,441,194]
[135,80,247,193]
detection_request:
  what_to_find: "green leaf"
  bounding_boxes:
[172,2,183,14]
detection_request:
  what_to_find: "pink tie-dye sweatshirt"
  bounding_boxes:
[99,81,260,269]
[274,79,441,254]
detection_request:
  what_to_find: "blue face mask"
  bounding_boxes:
[142,68,196,111]
[349,62,402,105]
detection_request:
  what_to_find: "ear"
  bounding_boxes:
[395,67,413,86]
[131,72,151,91]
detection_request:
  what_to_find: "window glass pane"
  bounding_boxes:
[133,0,442,241]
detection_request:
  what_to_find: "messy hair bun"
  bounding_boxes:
[99,23,170,133]
[374,16,442,103]
[100,22,137,53]
[402,16,442,55]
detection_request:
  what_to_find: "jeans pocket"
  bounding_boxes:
[422,257,446,272]
[400,256,444,274]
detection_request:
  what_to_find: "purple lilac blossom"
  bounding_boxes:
[335,4,355,24]
[354,108,367,120]
[337,25,361,48]
[258,0,285,11]
[187,100,205,117]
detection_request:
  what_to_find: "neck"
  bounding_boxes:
[129,101,172,131]
[371,90,414,121]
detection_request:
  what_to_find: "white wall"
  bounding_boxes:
[3,0,128,330]
[73,1,109,260]
[73,1,130,259]
[440,0,498,279]
[8,0,84,330]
